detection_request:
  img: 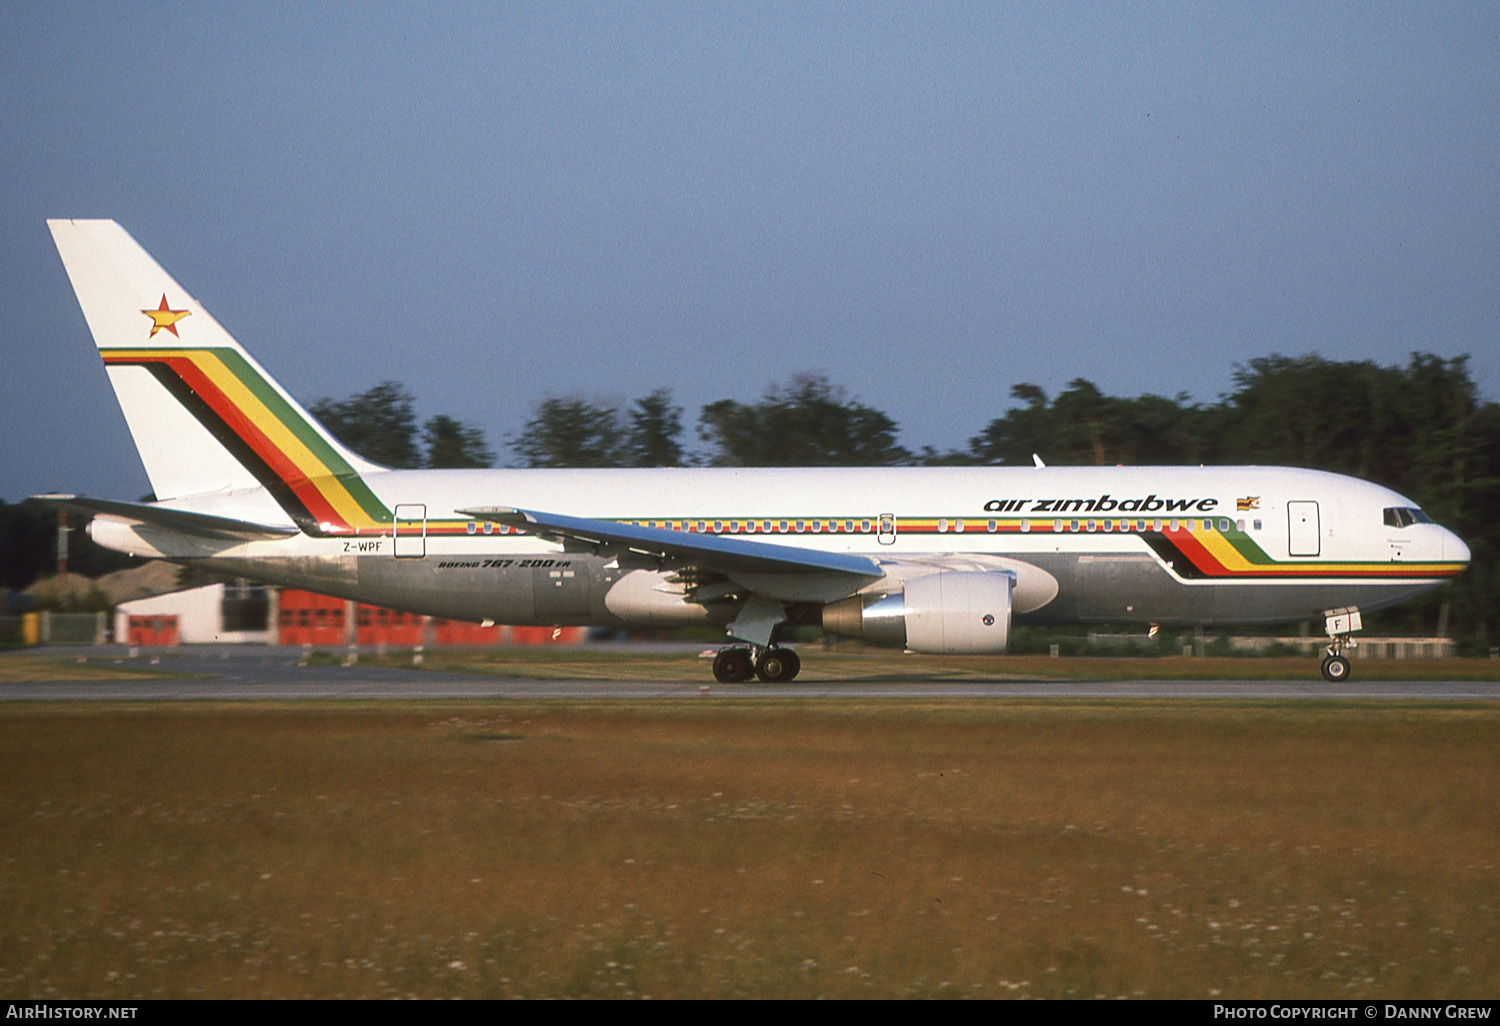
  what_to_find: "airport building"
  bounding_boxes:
[114,582,584,648]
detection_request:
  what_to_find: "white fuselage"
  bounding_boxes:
[91,464,1469,632]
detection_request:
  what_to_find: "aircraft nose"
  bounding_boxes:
[1445,528,1471,567]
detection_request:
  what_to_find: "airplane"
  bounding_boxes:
[37,219,1471,683]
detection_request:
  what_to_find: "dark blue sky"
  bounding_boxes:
[4,2,1496,500]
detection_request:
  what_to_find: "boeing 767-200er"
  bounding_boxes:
[37,220,1470,682]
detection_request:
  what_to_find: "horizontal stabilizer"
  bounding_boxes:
[33,494,300,541]
[459,506,884,581]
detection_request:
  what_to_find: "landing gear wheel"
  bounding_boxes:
[712,647,755,683]
[755,646,801,683]
[1321,654,1351,683]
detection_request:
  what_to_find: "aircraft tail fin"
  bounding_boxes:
[48,220,392,534]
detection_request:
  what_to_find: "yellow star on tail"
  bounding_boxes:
[142,294,191,338]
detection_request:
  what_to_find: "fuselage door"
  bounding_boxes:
[1287,500,1320,557]
[878,513,896,545]
[394,504,427,559]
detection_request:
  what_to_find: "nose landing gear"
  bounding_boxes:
[1320,607,1361,683]
[1321,651,1351,682]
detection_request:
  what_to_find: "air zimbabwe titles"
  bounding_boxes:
[984,494,1220,514]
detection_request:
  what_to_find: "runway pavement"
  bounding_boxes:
[3,645,1498,700]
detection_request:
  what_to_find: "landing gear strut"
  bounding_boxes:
[711,645,800,683]
[1320,607,1361,683]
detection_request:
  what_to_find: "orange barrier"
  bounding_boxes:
[277,590,585,647]
[127,615,179,646]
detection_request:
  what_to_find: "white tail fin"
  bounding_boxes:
[48,220,385,521]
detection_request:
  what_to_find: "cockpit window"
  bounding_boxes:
[1383,507,1432,529]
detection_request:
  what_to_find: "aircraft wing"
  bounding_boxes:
[458,506,884,583]
[33,494,301,542]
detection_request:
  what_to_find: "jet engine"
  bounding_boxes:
[821,570,1013,654]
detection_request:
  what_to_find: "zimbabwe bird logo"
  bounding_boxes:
[142,294,191,338]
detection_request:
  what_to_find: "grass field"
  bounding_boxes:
[0,655,191,683]
[0,699,1495,998]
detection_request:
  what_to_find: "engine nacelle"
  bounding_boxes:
[821,570,1013,654]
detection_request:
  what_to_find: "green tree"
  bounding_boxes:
[969,380,1212,466]
[698,374,911,467]
[310,382,422,469]
[509,397,626,468]
[1216,355,1401,476]
[423,415,494,469]
[0,499,55,592]
[625,389,686,467]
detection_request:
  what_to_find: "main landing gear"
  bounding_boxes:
[1320,607,1361,683]
[712,645,801,684]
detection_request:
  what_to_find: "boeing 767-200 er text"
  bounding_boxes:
[37,220,1470,682]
